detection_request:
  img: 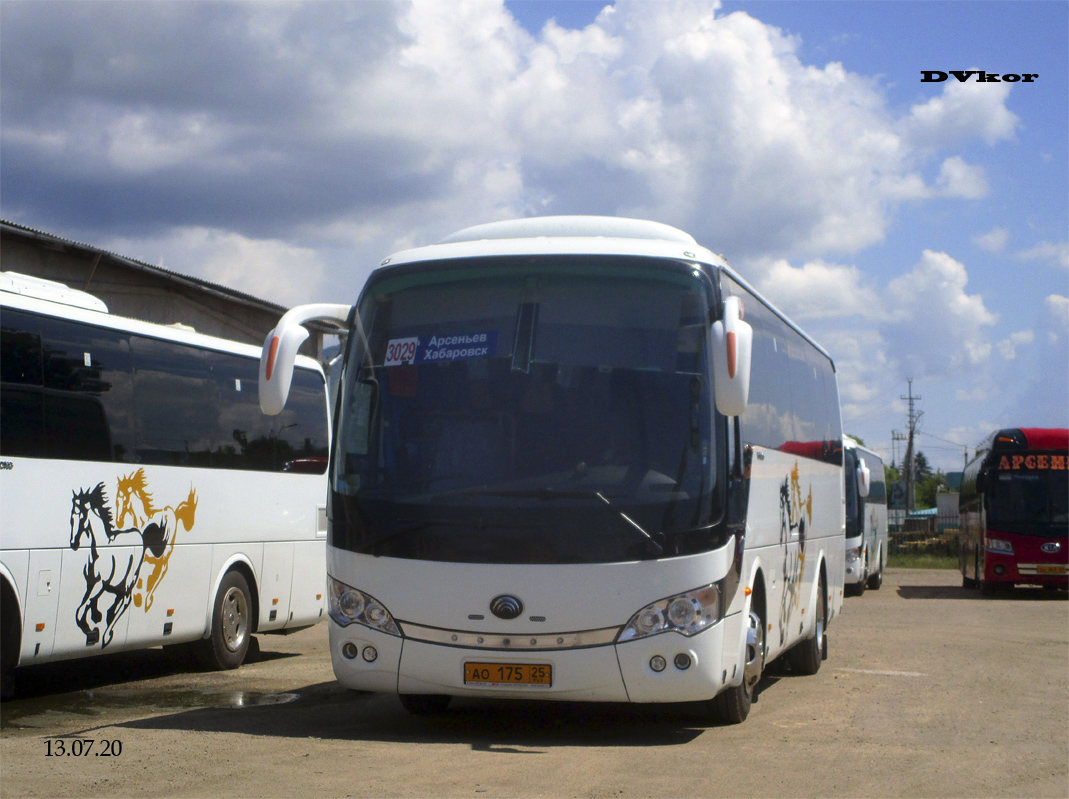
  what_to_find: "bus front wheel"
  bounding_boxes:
[866,553,883,590]
[713,607,764,724]
[199,570,254,670]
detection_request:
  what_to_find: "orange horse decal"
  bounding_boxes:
[115,469,197,612]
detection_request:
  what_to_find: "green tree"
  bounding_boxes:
[915,469,948,509]
[913,451,933,482]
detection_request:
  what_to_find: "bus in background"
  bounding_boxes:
[959,428,1068,594]
[0,272,332,698]
[843,437,888,595]
[260,216,845,723]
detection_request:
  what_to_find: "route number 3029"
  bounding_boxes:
[384,337,419,367]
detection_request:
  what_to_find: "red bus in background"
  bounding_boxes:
[959,428,1068,594]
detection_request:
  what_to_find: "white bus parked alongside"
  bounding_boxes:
[0,272,331,697]
[260,217,846,723]
[843,437,887,594]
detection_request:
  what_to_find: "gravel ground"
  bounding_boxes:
[1,568,1066,798]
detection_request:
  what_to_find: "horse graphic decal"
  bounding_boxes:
[777,461,813,646]
[115,469,197,612]
[69,474,197,648]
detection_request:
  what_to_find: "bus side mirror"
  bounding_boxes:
[711,296,753,417]
[856,457,871,498]
[975,470,986,493]
[259,303,352,415]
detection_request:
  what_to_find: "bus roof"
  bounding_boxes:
[1,271,109,313]
[1,273,322,374]
[438,216,699,246]
[978,427,1069,456]
[1014,428,1069,450]
[373,215,835,370]
[380,216,726,268]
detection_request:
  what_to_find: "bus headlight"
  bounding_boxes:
[846,546,862,562]
[617,584,721,642]
[985,538,1014,554]
[328,576,401,636]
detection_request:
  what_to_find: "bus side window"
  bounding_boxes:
[131,336,214,467]
[39,315,133,463]
[719,275,792,452]
[0,310,45,457]
[277,369,330,473]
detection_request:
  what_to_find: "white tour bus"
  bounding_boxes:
[0,272,331,698]
[842,437,887,594]
[260,217,845,723]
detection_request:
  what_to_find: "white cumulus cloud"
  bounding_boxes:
[974,227,1009,252]
[932,156,988,199]
[996,330,1035,360]
[902,76,1020,149]
[1016,241,1069,270]
[756,259,882,321]
[884,250,998,376]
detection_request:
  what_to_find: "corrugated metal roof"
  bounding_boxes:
[0,218,287,314]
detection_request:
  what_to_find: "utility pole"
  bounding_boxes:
[891,430,907,469]
[901,380,923,512]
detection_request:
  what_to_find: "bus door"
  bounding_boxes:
[21,549,61,663]
[260,543,294,630]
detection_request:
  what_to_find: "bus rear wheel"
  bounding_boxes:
[198,570,254,670]
[399,694,452,716]
[713,607,764,724]
[788,573,826,675]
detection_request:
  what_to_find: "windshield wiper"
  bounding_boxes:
[476,488,664,556]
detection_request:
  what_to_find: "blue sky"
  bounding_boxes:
[2,0,1066,471]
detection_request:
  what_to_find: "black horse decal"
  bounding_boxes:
[69,483,167,648]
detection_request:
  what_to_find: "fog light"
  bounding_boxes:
[342,642,358,660]
[994,565,1007,576]
[650,655,667,672]
[674,653,692,670]
[362,646,378,663]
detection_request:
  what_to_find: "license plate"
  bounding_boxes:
[1037,564,1066,575]
[464,662,552,686]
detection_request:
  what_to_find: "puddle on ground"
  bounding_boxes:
[1,690,300,730]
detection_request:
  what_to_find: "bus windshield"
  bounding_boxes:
[987,468,1069,534]
[331,256,725,564]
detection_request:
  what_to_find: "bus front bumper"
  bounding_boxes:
[329,616,736,704]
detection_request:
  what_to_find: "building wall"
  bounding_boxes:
[1,235,281,347]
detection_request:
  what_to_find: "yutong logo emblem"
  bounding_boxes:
[490,595,524,620]
[1041,542,1061,554]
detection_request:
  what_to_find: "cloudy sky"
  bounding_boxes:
[2,0,1066,471]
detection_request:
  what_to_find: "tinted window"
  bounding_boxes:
[864,453,886,502]
[0,307,327,473]
[720,274,841,462]
[40,314,135,462]
[132,336,215,467]
[1,309,44,456]
[844,448,860,536]
[721,282,793,450]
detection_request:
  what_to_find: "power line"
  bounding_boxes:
[919,430,967,447]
